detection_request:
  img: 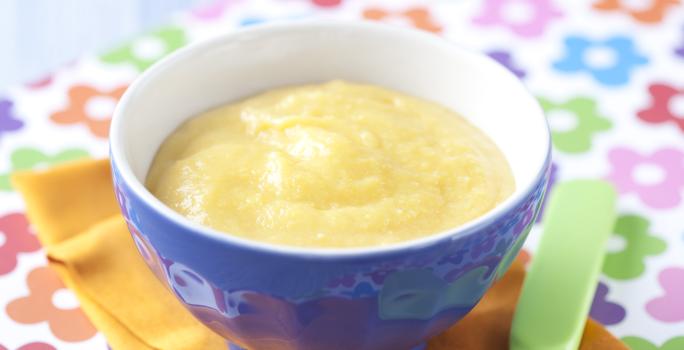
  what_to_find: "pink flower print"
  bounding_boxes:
[606,147,684,209]
[0,213,41,275]
[17,343,57,350]
[638,83,684,133]
[312,0,342,7]
[646,267,684,322]
[25,75,54,90]
[191,0,242,20]
[472,0,563,38]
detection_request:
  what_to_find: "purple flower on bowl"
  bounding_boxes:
[535,162,558,223]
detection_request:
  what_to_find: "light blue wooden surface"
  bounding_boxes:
[0,0,209,89]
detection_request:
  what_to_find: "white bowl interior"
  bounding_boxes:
[112,21,549,251]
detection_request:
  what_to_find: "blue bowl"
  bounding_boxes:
[110,21,551,350]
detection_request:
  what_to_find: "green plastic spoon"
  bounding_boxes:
[510,180,617,350]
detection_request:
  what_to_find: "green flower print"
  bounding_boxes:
[100,26,187,71]
[622,336,684,350]
[539,96,612,154]
[602,214,666,280]
[0,147,89,191]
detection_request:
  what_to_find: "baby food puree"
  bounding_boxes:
[146,81,514,248]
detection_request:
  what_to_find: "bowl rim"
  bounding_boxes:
[110,20,551,259]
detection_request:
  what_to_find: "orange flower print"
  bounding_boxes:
[518,249,531,267]
[50,84,127,138]
[593,0,681,24]
[363,6,442,33]
[6,266,96,341]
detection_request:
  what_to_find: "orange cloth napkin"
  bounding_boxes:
[12,159,627,350]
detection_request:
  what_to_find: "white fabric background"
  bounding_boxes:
[0,0,209,89]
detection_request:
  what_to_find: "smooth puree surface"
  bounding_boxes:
[146,81,514,248]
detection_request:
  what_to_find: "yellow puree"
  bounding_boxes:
[146,81,514,248]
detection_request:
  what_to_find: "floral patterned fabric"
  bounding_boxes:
[0,0,683,348]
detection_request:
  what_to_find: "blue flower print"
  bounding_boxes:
[553,35,648,86]
[239,13,311,27]
[239,17,265,26]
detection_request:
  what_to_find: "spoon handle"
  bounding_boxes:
[510,180,617,350]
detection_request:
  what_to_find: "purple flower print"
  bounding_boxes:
[437,249,469,266]
[676,43,684,59]
[471,233,497,259]
[676,26,684,59]
[606,147,684,209]
[0,99,24,137]
[488,50,527,78]
[473,0,562,38]
[590,282,626,325]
